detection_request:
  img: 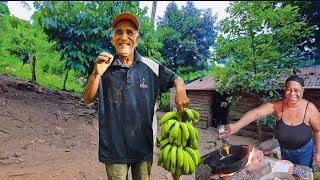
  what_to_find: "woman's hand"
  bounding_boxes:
[219,123,240,139]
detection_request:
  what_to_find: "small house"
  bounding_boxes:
[170,76,228,129]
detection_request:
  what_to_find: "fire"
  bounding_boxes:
[219,172,236,178]
[245,147,255,167]
[223,144,231,155]
[219,147,255,178]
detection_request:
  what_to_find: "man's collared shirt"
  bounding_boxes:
[98,51,177,163]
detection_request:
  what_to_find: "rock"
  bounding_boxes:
[259,139,281,159]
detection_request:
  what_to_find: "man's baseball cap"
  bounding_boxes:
[112,12,140,30]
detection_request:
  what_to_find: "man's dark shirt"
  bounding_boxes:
[98,51,177,163]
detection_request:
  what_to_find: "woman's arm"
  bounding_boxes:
[220,102,276,138]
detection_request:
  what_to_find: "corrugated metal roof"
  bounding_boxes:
[298,64,320,88]
[185,65,320,91]
[185,76,216,90]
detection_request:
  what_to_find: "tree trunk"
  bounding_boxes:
[250,28,257,74]
[63,69,69,91]
[151,1,157,27]
[31,53,36,82]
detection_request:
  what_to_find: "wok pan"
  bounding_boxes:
[204,145,252,174]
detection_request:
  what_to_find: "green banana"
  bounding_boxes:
[176,165,182,176]
[177,147,184,168]
[193,126,199,141]
[159,138,170,148]
[165,148,172,171]
[180,122,189,140]
[169,127,175,144]
[184,108,195,121]
[160,129,168,139]
[191,138,199,149]
[170,145,177,174]
[182,150,190,174]
[186,122,196,140]
[163,119,176,134]
[176,126,182,146]
[162,144,172,161]
[186,151,195,174]
[185,147,199,166]
[196,149,201,165]
[160,112,177,125]
[158,109,202,176]
[181,136,187,147]
[157,149,164,165]
[156,135,161,147]
[191,109,200,121]
[173,121,181,139]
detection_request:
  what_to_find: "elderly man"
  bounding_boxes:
[83,12,189,180]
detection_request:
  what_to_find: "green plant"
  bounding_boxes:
[213,2,314,94]
[158,92,170,111]
[259,115,276,128]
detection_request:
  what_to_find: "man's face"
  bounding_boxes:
[111,20,139,57]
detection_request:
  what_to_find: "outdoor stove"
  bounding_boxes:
[196,147,313,180]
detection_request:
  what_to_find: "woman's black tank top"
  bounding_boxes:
[274,101,312,150]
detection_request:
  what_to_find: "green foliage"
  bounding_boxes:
[212,1,314,98]
[157,92,170,111]
[0,15,39,81]
[0,2,10,16]
[0,52,83,93]
[157,2,217,72]
[177,66,208,84]
[212,2,315,126]
[315,171,320,180]
[259,115,276,128]
[0,14,83,93]
[282,1,320,64]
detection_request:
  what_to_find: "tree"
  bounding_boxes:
[151,1,157,27]
[212,1,314,98]
[157,2,217,73]
[282,1,320,64]
[33,1,162,89]
[0,1,10,16]
[0,15,41,82]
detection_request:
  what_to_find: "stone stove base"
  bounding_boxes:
[196,148,313,180]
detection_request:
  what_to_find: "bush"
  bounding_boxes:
[259,115,276,128]
[157,92,170,111]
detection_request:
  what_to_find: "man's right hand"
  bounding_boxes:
[93,52,114,75]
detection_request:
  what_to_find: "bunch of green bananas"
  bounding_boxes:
[156,108,201,179]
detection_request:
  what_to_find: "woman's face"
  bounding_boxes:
[284,81,304,105]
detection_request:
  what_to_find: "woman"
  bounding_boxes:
[220,75,320,169]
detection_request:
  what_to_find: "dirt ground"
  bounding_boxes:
[0,74,259,180]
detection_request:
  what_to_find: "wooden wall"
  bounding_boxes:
[304,89,320,110]
[170,89,213,128]
[229,92,261,120]
[187,91,213,129]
